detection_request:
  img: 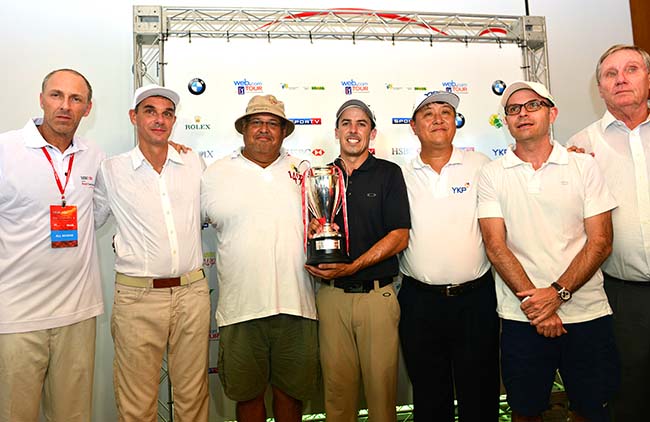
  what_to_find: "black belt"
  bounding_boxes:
[604,273,650,287]
[402,273,490,297]
[327,277,394,293]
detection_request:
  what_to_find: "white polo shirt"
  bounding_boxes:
[94,146,205,277]
[400,148,491,284]
[0,119,104,333]
[569,111,650,282]
[477,140,617,323]
[201,149,317,327]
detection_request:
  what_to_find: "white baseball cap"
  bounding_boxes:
[132,84,180,109]
[500,80,555,108]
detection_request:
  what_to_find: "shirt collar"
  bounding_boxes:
[233,147,289,167]
[600,109,650,132]
[130,144,184,170]
[23,118,88,156]
[411,147,462,170]
[336,152,377,173]
[502,139,568,168]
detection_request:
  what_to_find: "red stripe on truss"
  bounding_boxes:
[478,28,508,36]
[257,8,448,36]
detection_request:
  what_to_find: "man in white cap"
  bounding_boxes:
[201,95,318,422]
[478,81,619,422]
[94,85,210,422]
[0,69,103,421]
[398,91,499,421]
[568,44,650,421]
[306,99,410,422]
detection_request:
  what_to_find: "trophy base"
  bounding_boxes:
[306,236,352,265]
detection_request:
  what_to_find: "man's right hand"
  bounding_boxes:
[535,313,567,338]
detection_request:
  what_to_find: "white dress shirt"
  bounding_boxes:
[95,146,205,277]
[569,110,650,281]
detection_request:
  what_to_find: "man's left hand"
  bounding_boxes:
[305,262,359,280]
[517,286,562,325]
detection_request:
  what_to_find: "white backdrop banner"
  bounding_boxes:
[163,35,524,418]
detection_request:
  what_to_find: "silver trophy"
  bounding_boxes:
[303,165,351,265]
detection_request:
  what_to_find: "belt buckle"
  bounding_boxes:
[445,284,459,297]
[344,282,365,293]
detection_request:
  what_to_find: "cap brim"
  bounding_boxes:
[413,92,459,118]
[500,81,555,108]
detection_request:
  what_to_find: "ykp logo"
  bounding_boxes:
[492,148,507,156]
[451,182,471,194]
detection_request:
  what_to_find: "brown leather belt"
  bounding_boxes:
[116,268,205,289]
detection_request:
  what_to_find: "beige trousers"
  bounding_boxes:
[317,282,400,422]
[0,317,96,422]
[111,278,211,422]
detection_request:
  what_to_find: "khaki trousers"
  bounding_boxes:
[111,278,210,422]
[0,317,96,422]
[317,282,400,422]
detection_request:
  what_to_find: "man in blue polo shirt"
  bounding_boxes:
[306,99,411,422]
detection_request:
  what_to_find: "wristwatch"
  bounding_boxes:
[551,282,572,302]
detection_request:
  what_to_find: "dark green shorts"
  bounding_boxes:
[218,314,319,402]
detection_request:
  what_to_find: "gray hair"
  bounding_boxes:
[596,44,650,85]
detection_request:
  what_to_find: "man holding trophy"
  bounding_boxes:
[305,99,411,422]
[201,95,319,422]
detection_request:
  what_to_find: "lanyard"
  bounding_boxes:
[42,147,75,206]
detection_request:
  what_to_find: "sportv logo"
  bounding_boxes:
[234,79,263,94]
[392,118,411,124]
[290,118,322,125]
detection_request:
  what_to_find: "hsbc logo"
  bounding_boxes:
[290,118,322,125]
[312,149,325,156]
[392,117,411,124]
[492,148,507,157]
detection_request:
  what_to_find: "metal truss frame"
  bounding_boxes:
[133,6,550,89]
[132,7,550,420]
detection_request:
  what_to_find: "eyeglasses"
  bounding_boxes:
[504,99,552,116]
[247,118,282,129]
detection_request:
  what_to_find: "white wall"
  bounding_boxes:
[0,1,632,421]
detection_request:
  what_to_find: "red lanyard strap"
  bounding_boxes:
[42,147,74,206]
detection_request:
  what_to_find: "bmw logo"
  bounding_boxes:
[455,113,466,129]
[492,80,506,96]
[188,78,206,95]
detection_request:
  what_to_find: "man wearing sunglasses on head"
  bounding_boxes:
[478,81,619,422]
